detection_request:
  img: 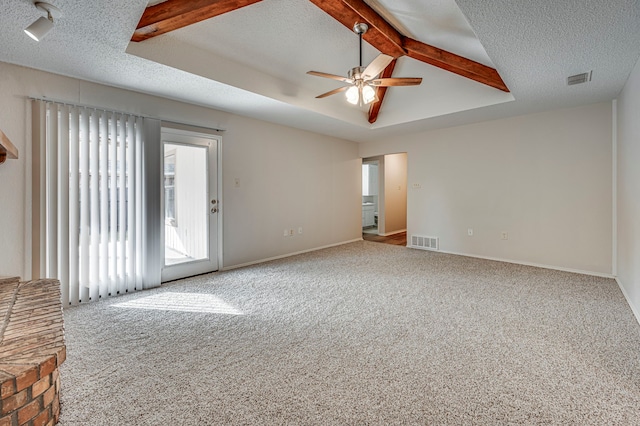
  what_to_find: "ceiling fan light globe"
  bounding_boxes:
[345,86,360,105]
[362,84,376,104]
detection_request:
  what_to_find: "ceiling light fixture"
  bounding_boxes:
[347,23,378,106]
[24,2,62,42]
[307,24,421,109]
[345,85,360,105]
[361,84,376,104]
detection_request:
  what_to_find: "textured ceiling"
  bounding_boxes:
[366,0,495,66]
[0,0,639,142]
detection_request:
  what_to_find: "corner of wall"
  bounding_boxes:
[612,99,617,278]
[616,277,640,326]
[614,52,640,326]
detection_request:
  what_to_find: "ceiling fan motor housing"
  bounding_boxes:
[348,66,366,81]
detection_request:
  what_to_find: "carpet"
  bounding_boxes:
[59,241,640,425]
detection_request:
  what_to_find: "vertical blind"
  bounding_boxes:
[34,100,144,306]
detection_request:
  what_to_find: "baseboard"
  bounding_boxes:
[615,277,640,326]
[380,229,406,237]
[221,238,363,271]
[436,249,615,279]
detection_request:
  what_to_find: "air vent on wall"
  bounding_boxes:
[410,235,439,251]
[567,71,592,86]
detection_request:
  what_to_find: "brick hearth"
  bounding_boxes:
[0,277,66,426]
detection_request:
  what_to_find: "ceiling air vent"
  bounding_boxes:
[567,71,592,86]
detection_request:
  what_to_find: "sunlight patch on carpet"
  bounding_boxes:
[113,292,244,315]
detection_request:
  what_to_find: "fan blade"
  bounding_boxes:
[362,54,394,81]
[316,86,350,99]
[370,77,423,87]
[307,71,353,83]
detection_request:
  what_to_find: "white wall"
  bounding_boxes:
[0,62,361,278]
[616,55,640,321]
[361,102,613,275]
[222,117,361,266]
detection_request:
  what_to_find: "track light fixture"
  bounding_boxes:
[24,2,62,42]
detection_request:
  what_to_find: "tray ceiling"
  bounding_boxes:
[0,0,639,142]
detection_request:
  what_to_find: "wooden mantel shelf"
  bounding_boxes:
[0,129,18,164]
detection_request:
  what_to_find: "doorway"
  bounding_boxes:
[362,160,379,234]
[161,128,220,282]
[361,153,408,246]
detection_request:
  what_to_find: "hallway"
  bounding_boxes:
[362,231,407,246]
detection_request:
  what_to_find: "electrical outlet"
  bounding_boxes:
[412,183,422,189]
[283,229,289,237]
[468,228,473,236]
[298,227,303,234]
[501,231,508,240]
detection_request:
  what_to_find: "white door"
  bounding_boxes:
[161,128,219,282]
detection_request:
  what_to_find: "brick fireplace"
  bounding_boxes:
[0,277,66,426]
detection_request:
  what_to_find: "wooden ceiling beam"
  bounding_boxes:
[368,59,396,124]
[132,0,262,42]
[307,0,405,58]
[130,0,510,124]
[402,37,509,92]
[308,1,509,92]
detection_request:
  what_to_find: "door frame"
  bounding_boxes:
[362,153,408,237]
[160,124,223,282]
[362,157,383,235]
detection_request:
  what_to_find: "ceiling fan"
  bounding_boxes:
[307,23,422,107]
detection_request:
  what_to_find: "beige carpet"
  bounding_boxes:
[59,241,640,425]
